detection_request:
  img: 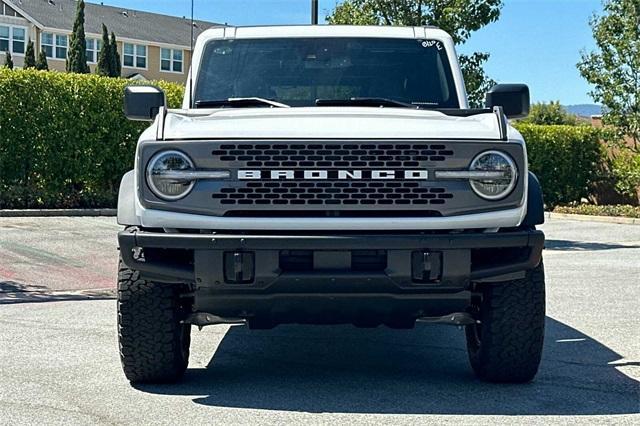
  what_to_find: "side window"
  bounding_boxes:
[11,27,24,54]
[161,48,183,73]
[86,38,102,63]
[123,43,147,69]
[0,26,8,53]
[0,25,27,55]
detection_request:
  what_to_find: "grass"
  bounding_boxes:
[553,204,640,218]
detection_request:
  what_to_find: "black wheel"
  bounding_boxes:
[117,256,192,384]
[465,262,545,383]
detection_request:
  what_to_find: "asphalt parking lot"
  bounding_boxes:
[0,216,639,424]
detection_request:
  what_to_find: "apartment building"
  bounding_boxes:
[0,0,221,83]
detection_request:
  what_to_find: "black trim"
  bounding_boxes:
[118,228,544,284]
[522,172,545,226]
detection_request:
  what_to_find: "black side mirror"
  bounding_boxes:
[124,85,166,121]
[486,84,530,119]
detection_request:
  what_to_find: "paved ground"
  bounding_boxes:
[0,216,638,424]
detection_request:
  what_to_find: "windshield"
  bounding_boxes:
[194,37,460,108]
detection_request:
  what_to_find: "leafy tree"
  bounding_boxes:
[520,101,579,125]
[578,0,640,151]
[66,0,90,73]
[326,0,503,107]
[36,50,49,70]
[24,39,36,69]
[3,51,13,69]
[96,24,111,76]
[110,32,121,77]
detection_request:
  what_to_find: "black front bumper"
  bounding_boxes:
[119,228,543,322]
[119,228,542,283]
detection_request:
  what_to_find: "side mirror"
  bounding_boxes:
[124,85,166,121]
[485,84,530,119]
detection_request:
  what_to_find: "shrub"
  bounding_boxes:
[519,101,579,126]
[0,69,184,209]
[611,150,640,198]
[515,124,606,207]
[554,204,640,218]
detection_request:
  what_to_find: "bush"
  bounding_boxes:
[0,68,183,209]
[553,204,640,218]
[610,150,640,199]
[515,124,606,207]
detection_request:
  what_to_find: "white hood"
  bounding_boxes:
[162,107,507,141]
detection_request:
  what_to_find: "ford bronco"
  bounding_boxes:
[117,25,546,384]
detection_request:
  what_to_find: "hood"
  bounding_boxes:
[161,107,508,141]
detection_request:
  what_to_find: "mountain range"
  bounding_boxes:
[563,104,603,117]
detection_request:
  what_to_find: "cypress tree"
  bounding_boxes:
[66,0,90,73]
[110,32,121,77]
[3,51,13,69]
[24,39,36,68]
[96,24,111,76]
[36,50,49,70]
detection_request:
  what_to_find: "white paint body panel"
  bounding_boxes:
[117,26,529,230]
[163,107,504,140]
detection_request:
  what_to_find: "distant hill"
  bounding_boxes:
[563,104,603,117]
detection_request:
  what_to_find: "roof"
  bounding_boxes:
[5,0,223,47]
[197,25,453,42]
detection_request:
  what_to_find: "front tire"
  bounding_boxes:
[465,262,545,383]
[117,257,192,384]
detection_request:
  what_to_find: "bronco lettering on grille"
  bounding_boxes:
[238,170,429,180]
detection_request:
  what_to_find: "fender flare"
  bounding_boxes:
[522,172,545,227]
[117,170,141,226]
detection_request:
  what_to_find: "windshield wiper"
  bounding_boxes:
[195,97,290,109]
[315,97,418,109]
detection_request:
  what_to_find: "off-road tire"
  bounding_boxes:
[465,262,545,383]
[117,258,192,384]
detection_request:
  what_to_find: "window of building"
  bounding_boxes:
[160,48,183,73]
[41,32,68,59]
[2,2,19,17]
[86,38,103,63]
[123,43,146,69]
[0,25,26,54]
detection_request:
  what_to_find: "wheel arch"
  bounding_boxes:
[117,170,141,226]
[522,172,545,227]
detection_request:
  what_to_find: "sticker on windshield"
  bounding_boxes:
[421,40,443,50]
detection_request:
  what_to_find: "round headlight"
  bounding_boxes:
[146,150,195,201]
[469,151,517,200]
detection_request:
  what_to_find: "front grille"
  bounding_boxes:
[140,139,526,219]
[211,143,454,168]
[210,143,456,209]
[213,181,453,206]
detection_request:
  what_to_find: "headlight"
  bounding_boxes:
[146,150,195,200]
[469,151,517,200]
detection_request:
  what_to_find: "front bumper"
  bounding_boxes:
[119,228,543,323]
[119,228,543,284]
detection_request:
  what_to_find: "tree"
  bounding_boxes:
[24,39,36,68]
[326,0,503,107]
[110,32,121,77]
[66,0,90,73]
[3,51,13,69]
[520,101,579,125]
[577,0,640,151]
[96,24,111,76]
[36,50,49,70]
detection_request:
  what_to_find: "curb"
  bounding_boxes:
[0,209,116,217]
[547,212,640,225]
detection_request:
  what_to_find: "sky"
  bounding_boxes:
[97,0,603,105]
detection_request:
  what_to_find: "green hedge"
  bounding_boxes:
[515,124,606,207]
[0,69,608,210]
[0,69,184,209]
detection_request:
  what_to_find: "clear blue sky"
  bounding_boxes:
[97,0,603,105]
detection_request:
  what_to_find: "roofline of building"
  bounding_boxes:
[4,0,45,29]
